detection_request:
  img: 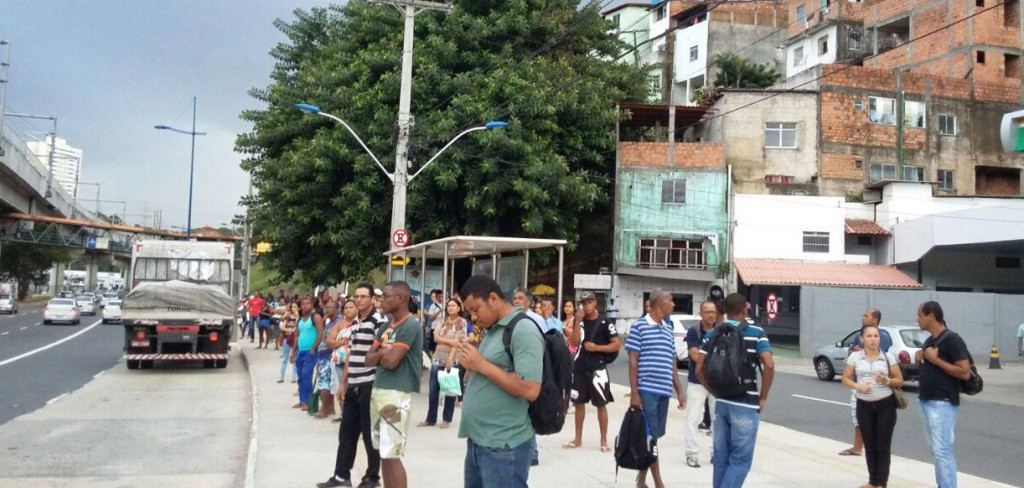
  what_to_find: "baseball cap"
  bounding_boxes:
[579,291,596,302]
[374,288,384,296]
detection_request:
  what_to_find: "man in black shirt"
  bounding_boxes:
[915,301,971,488]
[563,292,620,452]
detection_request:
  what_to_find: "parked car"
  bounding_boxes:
[44,298,80,325]
[812,325,929,382]
[669,313,701,368]
[102,299,123,324]
[0,294,18,314]
[74,296,97,315]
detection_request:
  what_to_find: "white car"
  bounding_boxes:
[669,313,701,368]
[812,325,930,382]
[101,292,119,307]
[0,294,18,314]
[102,300,123,324]
[44,298,80,325]
[75,296,97,315]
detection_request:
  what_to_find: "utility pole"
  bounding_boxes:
[0,40,10,158]
[370,0,452,253]
[242,176,252,299]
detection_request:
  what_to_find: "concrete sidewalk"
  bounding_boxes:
[240,343,1012,488]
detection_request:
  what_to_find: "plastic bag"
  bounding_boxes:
[438,367,462,398]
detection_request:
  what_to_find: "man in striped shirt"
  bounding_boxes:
[625,289,686,488]
[320,283,386,488]
[697,293,775,488]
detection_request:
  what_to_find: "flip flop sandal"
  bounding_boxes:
[838,449,862,456]
[600,445,612,453]
[561,442,581,449]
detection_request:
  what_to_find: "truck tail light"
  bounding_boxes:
[209,332,219,343]
[136,331,146,340]
[899,350,911,364]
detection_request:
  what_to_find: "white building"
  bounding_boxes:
[27,135,83,199]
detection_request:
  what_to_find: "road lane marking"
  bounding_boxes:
[20,326,27,330]
[45,393,69,405]
[0,319,103,368]
[1,332,8,336]
[792,394,849,407]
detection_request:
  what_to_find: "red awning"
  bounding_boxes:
[845,219,891,236]
[735,259,922,288]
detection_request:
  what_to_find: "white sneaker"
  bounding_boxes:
[686,455,700,468]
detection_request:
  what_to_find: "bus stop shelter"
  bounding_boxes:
[384,236,567,314]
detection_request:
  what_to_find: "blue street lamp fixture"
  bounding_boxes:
[155,97,207,240]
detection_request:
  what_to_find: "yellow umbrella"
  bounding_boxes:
[529,284,556,295]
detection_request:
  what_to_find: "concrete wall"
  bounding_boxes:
[799,285,1024,360]
[787,24,839,78]
[734,194,847,261]
[876,182,1024,227]
[606,5,653,66]
[897,249,1024,292]
[673,15,709,105]
[708,16,787,84]
[611,273,715,328]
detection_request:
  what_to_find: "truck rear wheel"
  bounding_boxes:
[215,359,228,369]
[203,359,214,369]
[127,360,140,370]
[141,360,154,369]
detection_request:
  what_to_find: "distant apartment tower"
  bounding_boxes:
[27,135,83,199]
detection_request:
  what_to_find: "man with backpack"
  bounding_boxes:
[624,289,686,488]
[456,275,545,488]
[564,291,620,452]
[697,293,774,488]
[915,301,973,488]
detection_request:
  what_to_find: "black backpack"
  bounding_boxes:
[503,313,573,435]
[600,316,620,364]
[614,407,658,472]
[934,330,983,396]
[704,322,758,398]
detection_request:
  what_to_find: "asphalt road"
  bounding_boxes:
[0,304,123,425]
[606,356,1024,486]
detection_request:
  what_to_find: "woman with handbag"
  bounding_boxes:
[418,298,467,429]
[277,302,300,384]
[842,324,905,488]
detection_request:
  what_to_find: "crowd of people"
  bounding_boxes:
[237,281,974,488]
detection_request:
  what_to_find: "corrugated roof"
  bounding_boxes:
[845,219,891,236]
[735,259,922,288]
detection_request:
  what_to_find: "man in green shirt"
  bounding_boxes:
[456,275,544,488]
[365,281,423,488]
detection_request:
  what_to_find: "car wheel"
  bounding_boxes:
[44,320,51,325]
[814,357,836,381]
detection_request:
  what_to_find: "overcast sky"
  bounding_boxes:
[1,0,325,229]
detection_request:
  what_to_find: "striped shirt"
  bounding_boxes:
[345,313,387,387]
[699,320,771,409]
[846,351,897,402]
[624,314,677,398]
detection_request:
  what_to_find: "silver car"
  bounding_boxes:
[812,325,929,382]
[669,313,701,368]
[0,294,18,314]
[102,300,123,324]
[75,296,97,315]
[44,298,80,325]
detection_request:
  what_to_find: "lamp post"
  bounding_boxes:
[75,182,101,216]
[155,96,206,240]
[295,103,507,259]
[4,112,58,198]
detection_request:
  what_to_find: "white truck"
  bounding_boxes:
[122,240,236,370]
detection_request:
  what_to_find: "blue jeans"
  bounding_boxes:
[279,341,298,382]
[712,401,760,488]
[425,364,456,424]
[244,317,256,340]
[640,391,670,439]
[919,400,959,488]
[295,349,315,404]
[464,438,531,488]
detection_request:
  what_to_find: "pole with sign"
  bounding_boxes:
[766,292,778,323]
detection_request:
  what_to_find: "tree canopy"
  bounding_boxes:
[237,0,647,284]
[711,53,780,89]
[0,243,71,300]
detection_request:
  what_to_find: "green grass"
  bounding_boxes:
[248,261,303,295]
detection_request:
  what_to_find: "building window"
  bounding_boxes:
[821,0,831,12]
[637,238,707,270]
[902,165,924,181]
[869,162,897,182]
[1006,0,1019,27]
[797,5,806,22]
[977,50,986,64]
[661,179,686,204]
[996,256,1022,268]
[869,96,897,125]
[690,45,699,62]
[976,0,984,7]
[1005,53,1020,78]
[904,100,926,128]
[849,29,863,51]
[612,13,621,28]
[938,169,955,190]
[648,73,661,100]
[655,4,667,21]
[857,235,873,246]
[793,46,805,67]
[818,35,829,55]
[765,122,798,148]
[803,232,830,253]
[765,174,796,184]
[938,114,957,135]
[854,99,864,111]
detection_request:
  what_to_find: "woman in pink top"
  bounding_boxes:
[562,299,579,354]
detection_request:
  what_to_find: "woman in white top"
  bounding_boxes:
[842,324,904,488]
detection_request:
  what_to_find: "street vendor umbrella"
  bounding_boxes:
[529,284,556,295]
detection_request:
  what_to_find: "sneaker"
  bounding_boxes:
[698,422,710,432]
[356,479,381,488]
[530,459,539,467]
[316,477,352,488]
[686,455,700,468]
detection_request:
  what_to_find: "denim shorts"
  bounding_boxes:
[640,391,670,439]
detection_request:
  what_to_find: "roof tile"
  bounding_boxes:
[735,259,922,288]
[845,219,891,236]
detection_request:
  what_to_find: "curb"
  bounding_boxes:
[238,344,259,488]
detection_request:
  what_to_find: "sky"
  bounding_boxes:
[0,0,327,230]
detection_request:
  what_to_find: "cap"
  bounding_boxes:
[374,288,384,296]
[579,291,596,302]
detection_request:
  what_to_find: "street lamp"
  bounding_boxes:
[4,112,58,198]
[155,97,207,240]
[295,102,507,253]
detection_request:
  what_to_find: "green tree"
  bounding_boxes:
[711,53,780,89]
[0,243,71,300]
[237,0,647,284]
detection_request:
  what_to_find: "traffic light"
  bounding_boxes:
[999,110,1024,152]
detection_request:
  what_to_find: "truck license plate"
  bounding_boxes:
[131,340,150,347]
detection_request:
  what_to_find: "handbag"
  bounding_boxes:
[438,367,463,398]
[886,354,908,410]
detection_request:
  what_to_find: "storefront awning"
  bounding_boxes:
[735,259,922,288]
[845,219,891,236]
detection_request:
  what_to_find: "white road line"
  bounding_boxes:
[0,319,103,368]
[1,331,8,336]
[45,393,69,405]
[791,394,850,407]
[19,326,27,330]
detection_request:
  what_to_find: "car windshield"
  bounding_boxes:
[50,299,75,306]
[0,294,10,300]
[900,329,929,348]
[108,301,122,307]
